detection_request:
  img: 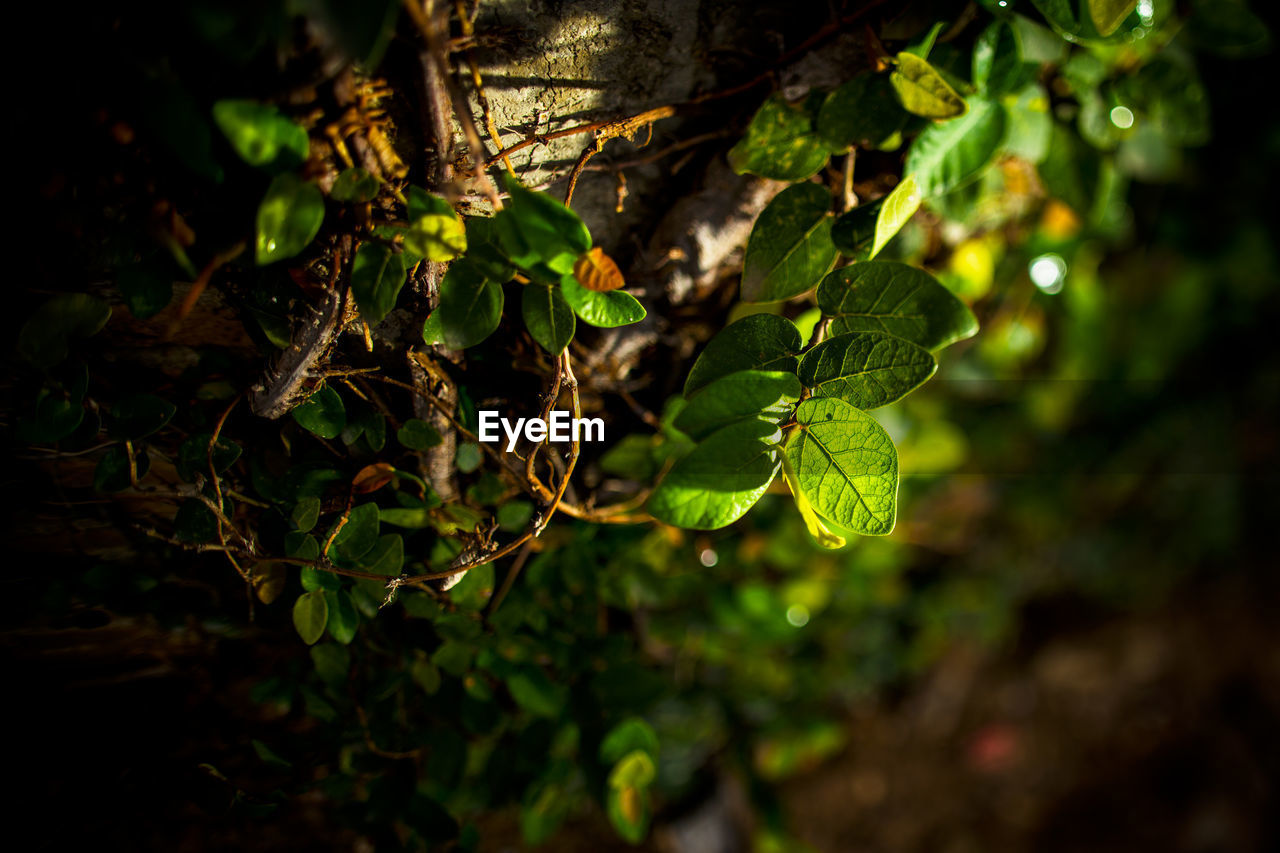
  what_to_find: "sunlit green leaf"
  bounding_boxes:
[648,419,782,530]
[905,97,1006,196]
[255,173,325,265]
[561,273,645,328]
[728,93,830,181]
[891,52,967,119]
[497,174,591,273]
[785,397,898,535]
[608,750,656,789]
[404,213,467,262]
[871,175,922,259]
[741,183,837,303]
[522,282,575,354]
[817,261,978,350]
[212,99,308,168]
[799,331,937,408]
[606,784,650,844]
[684,313,803,395]
[673,370,801,441]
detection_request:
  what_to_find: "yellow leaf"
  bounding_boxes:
[573,247,625,292]
[871,175,921,259]
[253,562,286,604]
[781,452,846,549]
[405,213,466,262]
[890,53,968,119]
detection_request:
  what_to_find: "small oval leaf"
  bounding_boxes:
[561,274,645,328]
[741,183,838,303]
[293,591,329,645]
[890,52,968,119]
[684,314,803,395]
[573,247,626,292]
[256,173,325,265]
[786,397,898,536]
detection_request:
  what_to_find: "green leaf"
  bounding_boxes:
[497,174,591,272]
[727,93,830,181]
[684,314,802,395]
[522,282,576,354]
[799,331,937,409]
[891,52,967,119]
[18,294,112,369]
[817,72,908,151]
[817,261,978,351]
[972,21,1027,97]
[561,274,645,328]
[285,532,320,561]
[176,433,242,482]
[456,442,483,473]
[300,565,341,592]
[1088,0,1138,37]
[174,498,220,543]
[497,500,534,532]
[462,216,517,282]
[292,386,346,439]
[351,242,407,326]
[293,591,329,645]
[255,173,325,265]
[830,199,883,258]
[404,213,467,262]
[291,496,321,532]
[398,418,443,450]
[673,370,801,441]
[94,445,149,492]
[330,168,380,202]
[741,183,838,303]
[785,397,898,535]
[325,590,359,644]
[16,388,84,444]
[212,99,308,168]
[408,186,455,220]
[507,668,566,717]
[109,393,176,440]
[871,175,922,259]
[647,419,782,530]
[116,260,173,319]
[327,502,380,563]
[437,261,504,349]
[600,718,660,765]
[608,750,657,789]
[365,533,405,576]
[905,97,1006,197]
